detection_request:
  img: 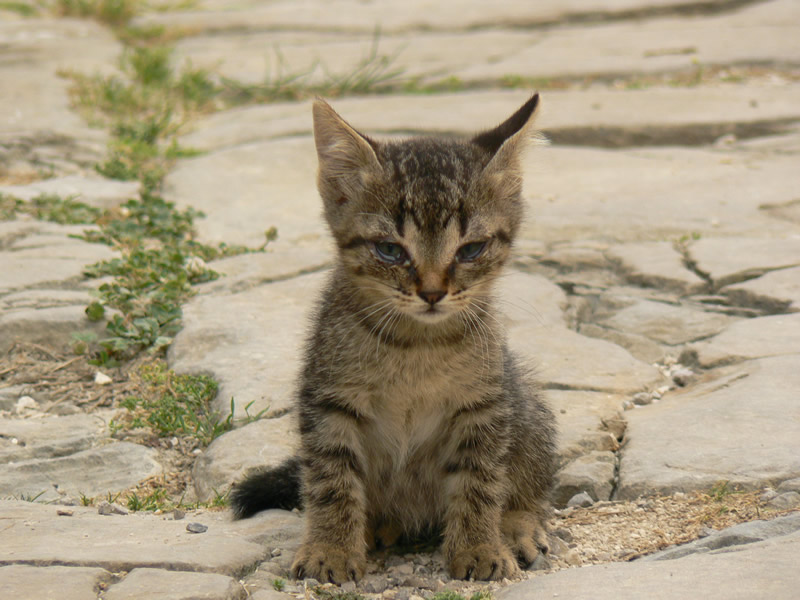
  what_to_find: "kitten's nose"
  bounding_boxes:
[418,289,446,305]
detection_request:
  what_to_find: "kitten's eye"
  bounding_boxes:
[456,241,487,262]
[373,241,409,264]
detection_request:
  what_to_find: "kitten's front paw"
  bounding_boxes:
[291,542,366,584]
[448,543,520,580]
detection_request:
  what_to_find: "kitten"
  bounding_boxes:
[230,95,557,584]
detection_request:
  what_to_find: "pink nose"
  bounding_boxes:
[418,290,446,305]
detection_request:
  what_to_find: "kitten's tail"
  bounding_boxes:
[229,456,302,519]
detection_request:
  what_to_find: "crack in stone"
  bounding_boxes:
[544,118,800,149]
[156,0,772,36]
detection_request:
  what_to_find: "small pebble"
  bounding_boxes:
[632,392,652,406]
[186,522,208,533]
[270,548,282,557]
[768,492,800,510]
[529,554,551,571]
[97,501,128,516]
[563,549,581,566]
[553,527,573,542]
[15,396,38,413]
[567,492,594,508]
[57,509,74,517]
[672,368,694,386]
[340,581,357,593]
[172,508,186,520]
[94,371,112,385]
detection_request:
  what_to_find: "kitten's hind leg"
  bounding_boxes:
[500,510,549,568]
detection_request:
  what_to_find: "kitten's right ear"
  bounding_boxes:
[313,98,381,184]
[313,99,382,232]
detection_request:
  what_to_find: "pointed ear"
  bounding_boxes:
[312,99,382,233]
[471,93,539,158]
[471,94,539,202]
[313,98,381,179]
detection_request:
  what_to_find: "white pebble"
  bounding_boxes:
[94,371,112,385]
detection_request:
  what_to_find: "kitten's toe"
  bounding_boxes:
[448,543,519,581]
[291,542,365,583]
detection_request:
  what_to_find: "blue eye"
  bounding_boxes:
[457,241,487,262]
[373,241,408,264]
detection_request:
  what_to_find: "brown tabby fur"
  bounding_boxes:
[230,95,557,584]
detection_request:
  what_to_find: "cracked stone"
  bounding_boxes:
[725,266,800,312]
[192,415,296,502]
[618,356,800,499]
[597,299,738,346]
[688,237,800,286]
[0,565,113,600]
[606,241,707,293]
[104,568,246,600]
[0,500,268,575]
[553,451,616,506]
[0,441,162,502]
[169,271,325,420]
[688,313,800,367]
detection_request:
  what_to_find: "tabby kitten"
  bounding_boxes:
[231,95,557,584]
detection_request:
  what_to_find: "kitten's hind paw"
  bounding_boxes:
[448,543,519,581]
[291,542,366,584]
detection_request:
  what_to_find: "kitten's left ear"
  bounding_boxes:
[472,94,539,193]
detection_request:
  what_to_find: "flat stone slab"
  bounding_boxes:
[725,265,800,312]
[0,441,162,502]
[522,141,800,243]
[0,500,277,576]
[178,85,800,152]
[169,271,325,420]
[138,0,748,33]
[0,564,112,600]
[498,528,800,600]
[598,299,737,345]
[164,137,324,248]
[454,0,800,84]
[645,512,800,561]
[0,18,119,181]
[104,568,246,600]
[0,220,116,293]
[509,324,665,394]
[0,412,112,463]
[688,313,800,367]
[193,415,297,502]
[688,236,800,284]
[618,355,800,498]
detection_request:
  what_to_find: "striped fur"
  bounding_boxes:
[231,95,556,583]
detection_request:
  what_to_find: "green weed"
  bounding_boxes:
[431,591,493,600]
[56,0,139,26]
[0,2,38,16]
[127,487,170,512]
[0,192,101,224]
[272,578,286,592]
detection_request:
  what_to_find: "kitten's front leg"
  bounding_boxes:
[442,403,519,580]
[292,392,368,583]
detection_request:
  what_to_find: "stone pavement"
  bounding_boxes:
[1,0,799,598]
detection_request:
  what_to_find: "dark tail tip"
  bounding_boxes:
[229,456,302,519]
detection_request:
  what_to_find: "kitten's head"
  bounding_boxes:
[313,95,538,327]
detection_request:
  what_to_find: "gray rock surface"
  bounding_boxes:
[689,313,800,367]
[193,415,297,502]
[0,500,269,575]
[104,568,246,600]
[498,529,800,600]
[0,441,162,502]
[645,512,800,561]
[0,565,112,600]
[3,0,800,597]
[618,356,800,498]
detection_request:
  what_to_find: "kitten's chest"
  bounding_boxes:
[357,345,487,462]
